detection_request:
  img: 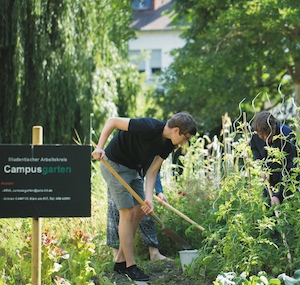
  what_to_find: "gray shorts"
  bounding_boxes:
[100,159,144,210]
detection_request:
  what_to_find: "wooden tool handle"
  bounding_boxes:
[154,195,205,231]
[101,159,164,227]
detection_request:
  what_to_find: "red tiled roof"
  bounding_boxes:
[131,0,174,31]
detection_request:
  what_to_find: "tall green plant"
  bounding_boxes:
[0,0,141,144]
[154,118,300,283]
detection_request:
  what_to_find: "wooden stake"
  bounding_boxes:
[31,126,43,285]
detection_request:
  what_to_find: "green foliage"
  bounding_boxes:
[2,117,300,284]
[157,0,300,135]
[0,163,112,284]
[0,0,141,144]
[152,121,300,283]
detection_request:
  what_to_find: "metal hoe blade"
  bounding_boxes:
[163,228,192,250]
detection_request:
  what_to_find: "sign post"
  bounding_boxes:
[0,128,91,284]
[32,126,43,285]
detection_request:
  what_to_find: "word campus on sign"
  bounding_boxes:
[0,145,91,218]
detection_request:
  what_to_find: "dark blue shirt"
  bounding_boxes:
[250,122,297,200]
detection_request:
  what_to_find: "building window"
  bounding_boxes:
[132,0,152,10]
[151,67,161,74]
[129,50,146,72]
[150,50,161,74]
[129,49,161,76]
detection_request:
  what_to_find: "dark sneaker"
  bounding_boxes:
[126,265,149,281]
[113,261,126,274]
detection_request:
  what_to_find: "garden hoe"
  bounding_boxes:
[101,159,192,250]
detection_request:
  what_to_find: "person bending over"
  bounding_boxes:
[92,112,196,281]
[250,111,298,205]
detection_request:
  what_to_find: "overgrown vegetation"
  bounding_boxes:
[2,1,300,283]
[1,114,300,284]
[157,0,300,135]
[0,0,140,144]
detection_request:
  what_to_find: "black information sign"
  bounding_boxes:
[0,145,91,218]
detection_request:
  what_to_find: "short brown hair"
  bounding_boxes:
[252,111,277,135]
[167,112,197,136]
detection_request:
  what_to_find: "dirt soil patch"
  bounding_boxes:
[100,259,205,285]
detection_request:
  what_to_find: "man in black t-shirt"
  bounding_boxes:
[92,112,197,281]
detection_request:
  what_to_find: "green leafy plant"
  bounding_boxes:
[1,115,300,284]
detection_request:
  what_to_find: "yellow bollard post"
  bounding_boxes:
[31,126,43,285]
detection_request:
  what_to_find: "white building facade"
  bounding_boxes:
[129,0,185,78]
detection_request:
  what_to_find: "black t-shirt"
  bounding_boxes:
[105,118,175,172]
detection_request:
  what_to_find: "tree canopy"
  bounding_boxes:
[157,0,300,135]
[2,0,300,141]
[0,0,141,144]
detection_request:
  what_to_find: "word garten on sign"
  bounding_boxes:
[0,145,91,218]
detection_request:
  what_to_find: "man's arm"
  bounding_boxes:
[142,155,164,214]
[92,117,130,160]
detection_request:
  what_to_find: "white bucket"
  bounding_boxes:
[179,249,199,271]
